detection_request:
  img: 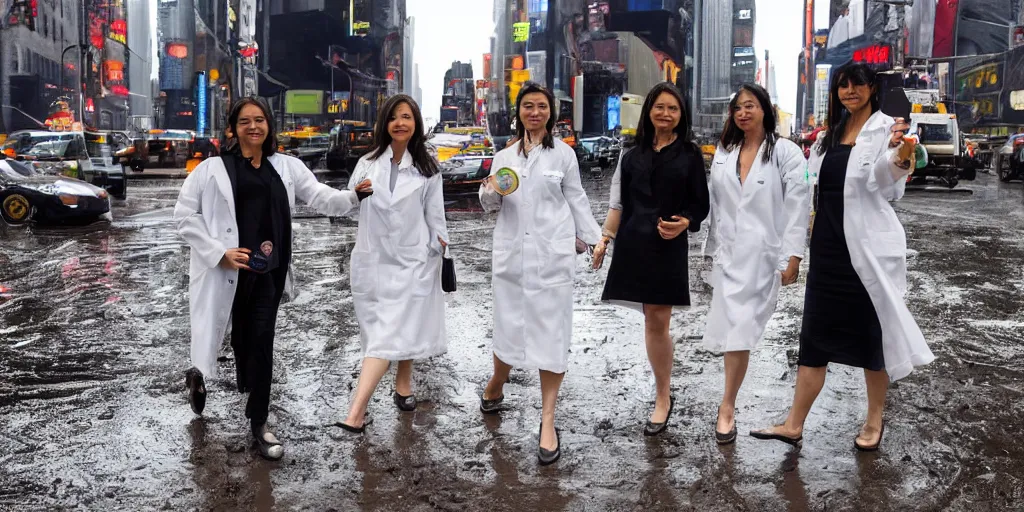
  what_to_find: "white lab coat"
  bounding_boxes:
[806,111,935,381]
[479,139,601,373]
[703,138,810,352]
[347,147,449,360]
[174,153,359,379]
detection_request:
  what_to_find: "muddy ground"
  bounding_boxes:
[0,170,1022,511]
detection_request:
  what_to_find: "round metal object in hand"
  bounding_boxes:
[493,167,520,196]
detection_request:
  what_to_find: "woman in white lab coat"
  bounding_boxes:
[479,83,602,465]
[175,97,367,460]
[591,82,710,437]
[701,84,810,445]
[337,94,449,433]
[752,63,935,451]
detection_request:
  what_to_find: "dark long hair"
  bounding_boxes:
[226,97,277,157]
[636,82,698,153]
[367,94,438,177]
[818,63,880,156]
[720,83,778,164]
[514,82,555,154]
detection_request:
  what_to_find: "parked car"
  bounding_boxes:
[440,154,493,193]
[578,136,620,173]
[0,130,127,199]
[326,124,374,172]
[993,133,1024,182]
[282,134,330,169]
[145,129,195,168]
[907,114,976,189]
[0,154,110,225]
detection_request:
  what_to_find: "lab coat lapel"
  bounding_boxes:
[212,158,237,219]
[390,149,423,203]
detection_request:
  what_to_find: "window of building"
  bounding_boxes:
[528,0,548,15]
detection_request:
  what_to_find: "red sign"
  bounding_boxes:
[853,45,891,65]
[167,43,189,59]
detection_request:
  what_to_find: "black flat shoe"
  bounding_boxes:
[480,393,505,414]
[715,407,737,445]
[644,396,675,437]
[537,422,561,465]
[393,391,417,412]
[855,424,885,452]
[252,423,284,461]
[335,415,373,434]
[185,367,206,415]
[750,426,803,447]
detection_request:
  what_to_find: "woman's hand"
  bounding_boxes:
[438,236,448,249]
[780,256,801,286]
[355,179,373,200]
[219,248,252,270]
[592,238,609,269]
[657,216,690,240]
[888,117,912,148]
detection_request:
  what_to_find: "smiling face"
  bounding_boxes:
[837,74,875,115]
[649,92,681,132]
[519,92,551,132]
[732,90,764,134]
[388,101,415,144]
[235,104,268,149]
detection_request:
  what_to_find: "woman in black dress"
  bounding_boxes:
[592,83,710,436]
[751,64,931,451]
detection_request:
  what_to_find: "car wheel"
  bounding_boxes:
[999,160,1012,182]
[1,193,32,224]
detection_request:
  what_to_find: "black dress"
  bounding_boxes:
[798,145,885,371]
[601,138,710,306]
[225,153,293,426]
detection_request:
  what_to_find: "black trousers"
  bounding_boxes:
[230,267,287,426]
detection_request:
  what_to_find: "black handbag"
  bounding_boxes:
[441,246,456,293]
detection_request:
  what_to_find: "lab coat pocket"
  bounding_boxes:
[537,236,576,286]
[864,232,907,294]
[349,251,378,295]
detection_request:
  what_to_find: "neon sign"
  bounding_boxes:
[852,45,891,66]
[109,19,127,44]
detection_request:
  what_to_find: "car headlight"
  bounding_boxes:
[58,194,79,206]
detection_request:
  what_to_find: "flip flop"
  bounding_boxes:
[855,424,885,452]
[750,426,803,447]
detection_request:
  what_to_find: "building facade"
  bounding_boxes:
[127,0,153,121]
[0,0,82,132]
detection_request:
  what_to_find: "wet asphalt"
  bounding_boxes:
[0,168,1022,511]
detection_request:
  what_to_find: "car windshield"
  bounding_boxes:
[917,123,953,143]
[0,159,34,179]
[8,134,78,158]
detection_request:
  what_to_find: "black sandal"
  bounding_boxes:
[252,423,284,461]
[750,426,803,447]
[538,422,561,465]
[644,396,675,436]
[480,393,505,414]
[393,391,417,412]
[185,367,206,415]
[855,424,885,452]
[715,407,737,445]
[336,414,373,434]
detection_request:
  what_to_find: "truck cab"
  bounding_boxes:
[908,113,975,188]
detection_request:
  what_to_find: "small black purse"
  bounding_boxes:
[441,246,456,293]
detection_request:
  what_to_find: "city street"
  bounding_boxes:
[1,170,1022,510]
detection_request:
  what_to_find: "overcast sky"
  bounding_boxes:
[408,0,494,127]
[408,0,830,121]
